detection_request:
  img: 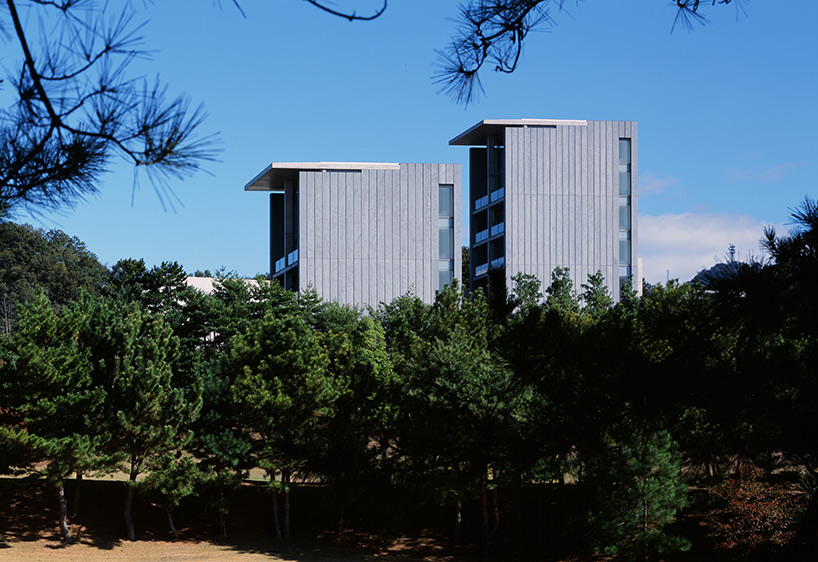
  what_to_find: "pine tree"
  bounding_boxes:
[0,291,107,542]
[586,429,690,560]
[581,270,614,317]
[545,267,580,313]
[228,300,335,538]
[82,296,200,540]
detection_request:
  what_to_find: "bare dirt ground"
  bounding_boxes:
[0,534,471,562]
[0,477,476,562]
[2,475,812,561]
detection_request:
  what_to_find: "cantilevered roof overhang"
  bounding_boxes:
[449,119,588,146]
[244,162,401,191]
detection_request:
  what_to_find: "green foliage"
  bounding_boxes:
[228,292,335,481]
[304,303,395,520]
[0,291,108,482]
[545,266,579,313]
[581,270,613,317]
[585,429,690,560]
[142,452,201,514]
[77,294,201,539]
[0,223,107,335]
[78,294,201,484]
[510,271,542,313]
[0,199,814,553]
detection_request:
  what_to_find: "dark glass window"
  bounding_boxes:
[439,184,455,290]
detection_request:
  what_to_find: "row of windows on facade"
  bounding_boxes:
[618,138,633,287]
[439,184,455,290]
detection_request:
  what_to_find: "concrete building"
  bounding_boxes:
[245,162,461,307]
[450,119,638,300]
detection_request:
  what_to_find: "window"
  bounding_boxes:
[618,139,632,293]
[618,139,631,196]
[619,198,631,230]
[439,184,455,290]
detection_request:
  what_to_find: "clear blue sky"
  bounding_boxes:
[22,0,818,285]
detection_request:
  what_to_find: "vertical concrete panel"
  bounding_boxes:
[395,168,404,300]
[545,126,553,277]
[383,169,392,299]
[359,171,369,305]
[526,129,534,275]
[338,173,347,303]
[598,121,607,271]
[317,173,328,298]
[507,128,518,273]
[371,171,380,303]
[432,164,442,296]
[346,173,356,305]
[417,162,425,297]
[568,125,576,271]
[320,172,328,299]
[422,163,432,301]
[581,125,590,270]
[368,170,377,306]
[403,165,413,293]
[571,127,580,265]
[352,172,361,260]
[399,165,409,289]
[405,165,414,296]
[524,128,532,275]
[326,173,335,302]
[351,172,360,306]
[554,126,563,269]
[630,121,638,290]
[606,122,619,270]
[337,172,346,302]
[333,172,341,302]
[378,169,386,264]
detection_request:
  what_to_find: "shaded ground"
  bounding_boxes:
[0,477,475,562]
[0,476,813,561]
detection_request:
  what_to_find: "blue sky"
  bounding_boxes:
[20,0,818,285]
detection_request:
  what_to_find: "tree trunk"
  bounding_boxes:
[166,507,179,539]
[271,479,282,539]
[219,487,228,539]
[57,482,73,543]
[71,470,83,519]
[481,476,489,557]
[511,474,522,551]
[488,485,500,544]
[336,512,344,538]
[454,495,462,543]
[283,469,291,539]
[124,485,136,541]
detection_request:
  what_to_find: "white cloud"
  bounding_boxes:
[639,171,681,195]
[638,213,781,284]
[726,162,808,182]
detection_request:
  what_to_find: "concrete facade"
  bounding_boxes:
[245,162,461,307]
[450,119,638,300]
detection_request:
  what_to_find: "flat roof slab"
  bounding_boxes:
[449,119,588,146]
[245,162,401,191]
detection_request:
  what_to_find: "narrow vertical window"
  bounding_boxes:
[618,139,631,196]
[618,139,632,290]
[439,184,455,290]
